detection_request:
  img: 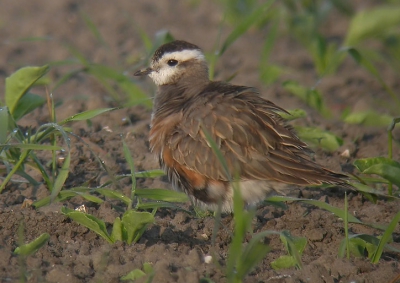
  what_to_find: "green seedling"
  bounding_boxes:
[0,64,117,199]
[62,207,154,244]
[342,110,393,127]
[346,47,399,106]
[207,0,275,80]
[344,6,400,47]
[339,216,400,262]
[121,262,155,282]
[270,231,306,270]
[354,157,400,196]
[277,109,307,121]
[58,138,189,244]
[294,126,343,152]
[259,19,286,85]
[282,81,331,118]
[14,233,50,256]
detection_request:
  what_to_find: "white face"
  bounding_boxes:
[149,49,205,85]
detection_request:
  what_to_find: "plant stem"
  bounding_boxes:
[344,192,350,259]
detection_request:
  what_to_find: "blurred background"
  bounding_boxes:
[1,1,400,282]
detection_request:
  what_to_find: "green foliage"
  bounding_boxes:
[354,157,400,189]
[294,126,343,152]
[271,232,306,270]
[277,109,307,121]
[226,186,272,283]
[121,262,155,282]
[282,81,331,118]
[5,65,49,116]
[14,233,50,256]
[62,207,155,244]
[345,6,400,46]
[342,110,393,127]
[0,65,117,200]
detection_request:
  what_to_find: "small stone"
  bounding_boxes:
[340,149,350,158]
[204,255,212,264]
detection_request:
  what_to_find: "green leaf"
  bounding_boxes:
[61,207,113,243]
[33,190,78,208]
[0,107,9,144]
[237,238,271,278]
[267,196,362,224]
[351,182,396,199]
[79,193,104,204]
[277,109,307,121]
[136,201,188,211]
[354,157,400,172]
[50,152,71,201]
[346,48,399,104]
[281,233,307,254]
[122,140,136,209]
[345,6,400,46]
[12,93,46,121]
[14,233,50,256]
[95,188,131,206]
[135,189,189,203]
[294,126,343,151]
[0,144,62,151]
[59,108,117,125]
[5,65,49,114]
[362,164,400,188]
[121,210,154,245]
[279,231,305,269]
[121,269,146,281]
[142,262,154,274]
[282,81,331,117]
[111,217,123,242]
[271,255,298,270]
[133,170,165,178]
[343,110,393,126]
[354,157,400,188]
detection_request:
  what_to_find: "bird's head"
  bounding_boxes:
[134,40,209,86]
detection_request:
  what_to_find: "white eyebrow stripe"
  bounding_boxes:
[161,49,205,62]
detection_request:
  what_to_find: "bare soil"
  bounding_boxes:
[1,1,400,282]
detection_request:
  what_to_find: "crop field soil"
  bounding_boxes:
[1,1,400,282]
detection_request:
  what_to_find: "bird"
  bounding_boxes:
[134,40,351,212]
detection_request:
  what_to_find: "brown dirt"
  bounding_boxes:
[1,1,400,282]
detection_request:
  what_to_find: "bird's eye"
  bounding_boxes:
[167,59,178,66]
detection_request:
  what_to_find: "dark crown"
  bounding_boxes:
[152,40,202,63]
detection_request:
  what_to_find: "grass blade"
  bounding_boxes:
[59,108,117,125]
[95,188,131,206]
[219,0,275,56]
[135,189,189,203]
[122,140,136,209]
[14,233,50,256]
[371,211,400,263]
[0,107,9,144]
[50,152,71,201]
[0,144,62,150]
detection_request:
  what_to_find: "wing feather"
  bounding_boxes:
[163,82,346,186]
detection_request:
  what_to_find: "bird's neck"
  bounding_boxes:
[153,79,209,119]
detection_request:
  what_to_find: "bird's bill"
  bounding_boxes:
[134,67,153,76]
